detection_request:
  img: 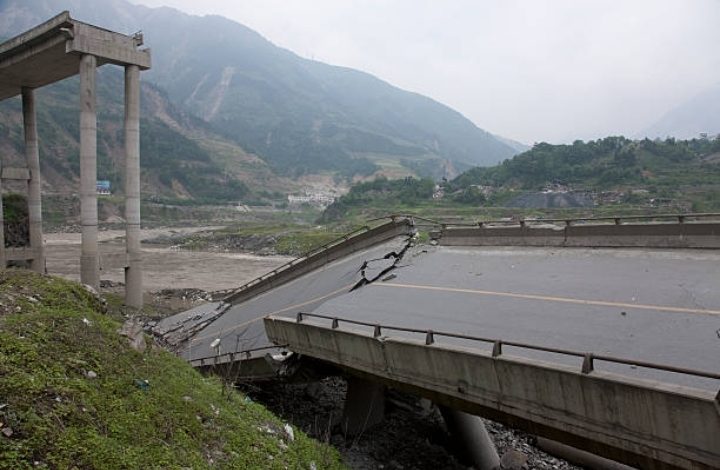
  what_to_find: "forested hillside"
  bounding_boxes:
[451,136,720,191]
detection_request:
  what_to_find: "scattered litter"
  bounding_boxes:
[134,379,150,391]
[210,338,221,350]
[620,311,626,316]
[309,462,317,470]
[182,396,192,402]
[243,396,253,404]
[284,423,295,442]
[26,296,38,303]
[1,427,13,438]
[381,274,397,282]
[82,317,92,327]
[0,404,7,411]
[85,370,98,379]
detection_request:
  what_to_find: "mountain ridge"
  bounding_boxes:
[0,0,519,190]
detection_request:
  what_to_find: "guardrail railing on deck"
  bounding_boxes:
[295,312,720,383]
[222,224,372,301]
[371,212,720,229]
[190,344,289,368]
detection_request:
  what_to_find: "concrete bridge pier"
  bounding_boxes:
[341,376,386,436]
[22,87,45,273]
[439,406,500,470]
[124,64,142,308]
[79,53,99,289]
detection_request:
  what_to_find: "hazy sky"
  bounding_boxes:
[130,0,720,144]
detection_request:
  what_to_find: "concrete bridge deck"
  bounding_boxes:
[154,216,720,468]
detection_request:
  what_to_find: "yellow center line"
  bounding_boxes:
[375,282,720,317]
[187,282,356,345]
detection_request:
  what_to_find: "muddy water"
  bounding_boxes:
[44,227,292,292]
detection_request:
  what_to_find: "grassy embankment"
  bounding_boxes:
[0,270,344,470]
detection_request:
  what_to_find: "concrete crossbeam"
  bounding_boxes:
[1,167,31,180]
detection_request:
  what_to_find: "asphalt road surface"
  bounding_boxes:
[162,239,720,391]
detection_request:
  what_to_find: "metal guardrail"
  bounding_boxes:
[445,212,720,228]
[369,212,720,229]
[295,312,720,382]
[190,344,289,367]
[222,224,372,301]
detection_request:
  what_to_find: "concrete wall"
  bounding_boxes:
[441,222,720,249]
[224,219,413,305]
[265,317,720,470]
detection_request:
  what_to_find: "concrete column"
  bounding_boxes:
[0,166,5,269]
[124,65,142,308]
[341,377,385,436]
[440,406,500,470]
[22,87,45,273]
[79,54,99,289]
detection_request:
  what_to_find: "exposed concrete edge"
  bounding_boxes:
[265,317,720,470]
[0,11,71,57]
[223,219,414,306]
[440,222,720,249]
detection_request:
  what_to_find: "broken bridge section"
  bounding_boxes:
[152,218,416,378]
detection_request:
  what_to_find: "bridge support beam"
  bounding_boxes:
[79,53,99,289]
[439,407,500,470]
[124,64,143,308]
[22,87,45,273]
[341,377,385,436]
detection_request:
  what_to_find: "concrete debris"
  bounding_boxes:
[501,449,529,469]
[1,427,13,438]
[118,318,146,353]
[283,423,295,442]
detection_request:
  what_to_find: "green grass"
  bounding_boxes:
[0,270,344,470]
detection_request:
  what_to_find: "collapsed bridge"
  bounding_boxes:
[154,214,720,469]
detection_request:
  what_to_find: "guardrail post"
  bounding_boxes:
[245,351,251,359]
[614,218,621,225]
[582,353,594,374]
[477,221,484,228]
[519,220,526,228]
[332,318,339,329]
[492,340,502,357]
[565,220,572,227]
[678,215,685,224]
[296,312,303,323]
[373,324,382,338]
[425,330,434,345]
